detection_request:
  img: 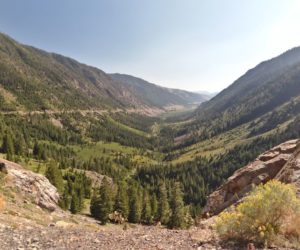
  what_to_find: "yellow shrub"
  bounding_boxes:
[214,180,300,245]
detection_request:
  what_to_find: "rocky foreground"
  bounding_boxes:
[0,220,214,250]
[0,157,221,250]
[0,200,221,250]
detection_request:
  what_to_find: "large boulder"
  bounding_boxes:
[0,158,59,211]
[203,139,300,215]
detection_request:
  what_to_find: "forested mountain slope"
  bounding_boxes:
[0,33,139,110]
[110,73,207,108]
[160,47,300,202]
[0,33,205,112]
[170,47,300,152]
[194,47,300,134]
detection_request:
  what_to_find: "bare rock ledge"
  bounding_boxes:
[0,158,59,211]
[204,139,300,215]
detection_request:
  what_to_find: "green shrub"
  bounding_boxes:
[214,180,300,246]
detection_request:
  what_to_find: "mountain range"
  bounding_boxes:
[0,33,207,112]
[196,46,300,130]
[173,46,300,153]
[110,73,207,108]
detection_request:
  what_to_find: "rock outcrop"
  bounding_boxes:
[203,139,300,215]
[276,143,300,195]
[0,158,59,211]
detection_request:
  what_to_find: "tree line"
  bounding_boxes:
[45,159,193,229]
[90,178,193,229]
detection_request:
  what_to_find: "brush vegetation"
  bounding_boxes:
[214,180,300,247]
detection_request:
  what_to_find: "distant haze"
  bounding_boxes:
[1,0,300,92]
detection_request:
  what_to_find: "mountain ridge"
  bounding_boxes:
[169,45,300,166]
[0,32,207,112]
[196,46,300,120]
[110,73,208,108]
[175,45,300,143]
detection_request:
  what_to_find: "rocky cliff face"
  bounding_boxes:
[0,158,59,211]
[204,139,300,215]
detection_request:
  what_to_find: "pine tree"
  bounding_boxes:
[90,191,101,218]
[141,189,152,224]
[45,160,64,194]
[70,192,80,214]
[32,141,40,158]
[168,182,185,229]
[59,187,70,210]
[73,181,84,212]
[151,193,158,221]
[82,173,92,199]
[14,133,26,156]
[157,182,170,225]
[90,177,113,225]
[6,152,13,161]
[114,180,129,220]
[184,206,194,229]
[41,149,47,161]
[1,133,14,155]
[128,184,141,223]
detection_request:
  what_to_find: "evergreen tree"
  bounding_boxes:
[45,160,64,194]
[70,192,80,214]
[62,171,91,213]
[90,177,113,224]
[32,141,40,158]
[41,149,47,161]
[157,182,170,225]
[59,159,67,169]
[168,182,185,229]
[90,191,101,218]
[114,180,129,220]
[1,133,14,155]
[6,152,13,161]
[82,173,92,199]
[73,181,84,212]
[151,194,158,221]
[59,186,70,210]
[141,189,152,224]
[14,133,26,156]
[128,183,141,223]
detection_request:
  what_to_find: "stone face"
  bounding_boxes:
[203,139,300,215]
[276,145,300,196]
[0,158,59,211]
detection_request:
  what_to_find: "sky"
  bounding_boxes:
[1,0,300,92]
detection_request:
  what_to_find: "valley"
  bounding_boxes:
[0,31,300,249]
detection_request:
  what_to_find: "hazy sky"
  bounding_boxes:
[1,0,300,92]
